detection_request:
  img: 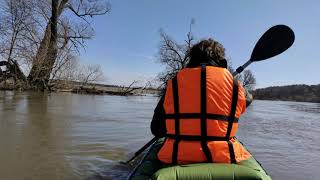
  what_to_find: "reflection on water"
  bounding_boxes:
[0,92,319,180]
[0,91,155,180]
[237,100,320,180]
[287,102,320,114]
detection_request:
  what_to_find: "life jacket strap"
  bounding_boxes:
[165,113,239,123]
[172,76,180,165]
[226,77,239,138]
[166,134,234,141]
[200,64,213,163]
[227,140,237,164]
[226,77,239,164]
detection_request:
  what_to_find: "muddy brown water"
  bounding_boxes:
[0,91,319,180]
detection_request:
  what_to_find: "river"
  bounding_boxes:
[0,91,319,180]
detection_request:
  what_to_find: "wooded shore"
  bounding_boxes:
[253,84,320,103]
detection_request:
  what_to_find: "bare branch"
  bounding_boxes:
[76,64,104,85]
[66,0,111,20]
[156,20,196,88]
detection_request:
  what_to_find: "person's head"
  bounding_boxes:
[187,38,227,68]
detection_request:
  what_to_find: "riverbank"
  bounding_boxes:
[0,80,161,96]
[65,85,160,96]
[253,84,320,103]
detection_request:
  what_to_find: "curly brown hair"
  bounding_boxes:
[187,38,226,67]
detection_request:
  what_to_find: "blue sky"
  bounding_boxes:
[79,0,320,88]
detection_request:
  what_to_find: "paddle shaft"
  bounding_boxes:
[125,136,157,164]
[232,60,252,77]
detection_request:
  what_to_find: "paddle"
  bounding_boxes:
[232,24,295,76]
[124,24,295,165]
[122,136,157,165]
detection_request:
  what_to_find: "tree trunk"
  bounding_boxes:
[8,60,27,82]
[27,24,51,84]
[27,0,68,90]
[42,0,58,87]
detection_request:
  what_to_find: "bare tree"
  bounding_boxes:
[117,80,141,95]
[27,0,111,89]
[51,58,104,89]
[50,48,78,83]
[77,64,104,85]
[0,0,110,90]
[142,79,158,90]
[239,69,256,91]
[0,0,38,83]
[157,20,195,88]
[156,19,256,92]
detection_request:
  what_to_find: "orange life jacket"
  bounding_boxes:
[157,65,252,164]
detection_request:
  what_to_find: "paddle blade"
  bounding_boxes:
[250,25,295,61]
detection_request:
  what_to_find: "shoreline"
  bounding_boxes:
[253,84,320,104]
[0,82,161,96]
[1,89,318,104]
[253,98,320,104]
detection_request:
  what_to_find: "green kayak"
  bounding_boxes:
[128,138,272,180]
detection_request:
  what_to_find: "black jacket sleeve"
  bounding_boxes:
[150,95,167,137]
[245,89,253,107]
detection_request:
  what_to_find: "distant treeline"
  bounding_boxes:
[253,84,320,103]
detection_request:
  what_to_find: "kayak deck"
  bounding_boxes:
[129,138,271,180]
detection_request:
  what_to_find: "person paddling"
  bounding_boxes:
[151,38,253,164]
